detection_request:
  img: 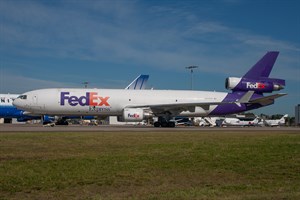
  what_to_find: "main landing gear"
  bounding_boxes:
[55,118,69,125]
[153,117,176,127]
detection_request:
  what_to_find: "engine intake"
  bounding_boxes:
[117,108,152,122]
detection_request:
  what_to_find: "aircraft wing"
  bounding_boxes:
[126,100,245,116]
[126,91,255,115]
[126,102,219,116]
[249,93,287,106]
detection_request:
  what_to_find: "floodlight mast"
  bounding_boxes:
[185,66,198,90]
[82,81,89,88]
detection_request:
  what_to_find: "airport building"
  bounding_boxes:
[296,104,300,126]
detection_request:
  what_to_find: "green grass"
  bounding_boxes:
[0,131,299,199]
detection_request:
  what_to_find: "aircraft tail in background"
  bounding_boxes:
[125,75,149,90]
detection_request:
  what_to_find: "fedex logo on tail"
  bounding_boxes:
[246,82,265,89]
[60,92,110,106]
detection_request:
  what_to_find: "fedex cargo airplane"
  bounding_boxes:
[1,75,148,124]
[13,52,286,127]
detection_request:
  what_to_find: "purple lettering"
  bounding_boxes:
[69,96,79,106]
[60,92,70,105]
[79,95,88,106]
[60,92,109,107]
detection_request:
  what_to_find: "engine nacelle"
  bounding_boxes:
[118,108,145,122]
[225,77,285,93]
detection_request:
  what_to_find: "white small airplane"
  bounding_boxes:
[263,114,288,127]
[13,52,286,127]
[222,117,260,127]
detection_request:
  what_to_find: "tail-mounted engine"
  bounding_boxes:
[225,77,285,93]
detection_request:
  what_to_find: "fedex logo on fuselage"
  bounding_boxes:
[246,82,265,89]
[60,92,110,107]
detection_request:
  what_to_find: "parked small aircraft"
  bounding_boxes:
[222,117,260,127]
[263,114,288,127]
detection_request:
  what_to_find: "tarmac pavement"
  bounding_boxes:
[0,124,299,132]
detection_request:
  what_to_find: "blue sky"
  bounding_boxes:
[0,0,299,116]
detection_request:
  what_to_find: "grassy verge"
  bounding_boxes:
[0,131,299,199]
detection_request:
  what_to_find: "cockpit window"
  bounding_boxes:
[18,95,27,100]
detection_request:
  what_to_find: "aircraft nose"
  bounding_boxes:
[13,98,24,109]
[12,94,28,109]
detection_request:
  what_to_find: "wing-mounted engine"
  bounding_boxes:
[117,108,153,122]
[225,77,285,93]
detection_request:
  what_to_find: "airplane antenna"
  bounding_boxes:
[82,81,89,88]
[185,66,198,90]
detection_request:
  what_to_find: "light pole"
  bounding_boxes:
[82,81,89,88]
[185,66,198,90]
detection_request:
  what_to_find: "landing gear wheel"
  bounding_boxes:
[55,119,69,125]
[167,121,175,127]
[154,116,176,128]
[154,121,161,127]
[161,121,168,127]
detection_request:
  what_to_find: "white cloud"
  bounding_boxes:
[0,70,78,93]
[0,0,299,81]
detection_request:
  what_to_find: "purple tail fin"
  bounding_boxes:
[243,51,279,79]
[226,51,285,93]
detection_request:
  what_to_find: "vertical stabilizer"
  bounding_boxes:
[243,51,279,79]
[125,75,149,90]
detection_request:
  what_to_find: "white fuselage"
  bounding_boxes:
[13,88,228,117]
[0,94,19,106]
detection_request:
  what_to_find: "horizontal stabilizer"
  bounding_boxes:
[249,93,287,105]
[237,91,254,103]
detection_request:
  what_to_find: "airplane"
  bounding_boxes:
[13,51,286,128]
[263,114,288,127]
[1,74,149,124]
[222,116,260,127]
[0,94,41,123]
